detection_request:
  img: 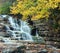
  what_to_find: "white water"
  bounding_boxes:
[36,30,39,37]
[2,15,33,41]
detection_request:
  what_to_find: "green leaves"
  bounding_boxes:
[0,2,12,14]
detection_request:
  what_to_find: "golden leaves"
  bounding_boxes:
[10,0,60,20]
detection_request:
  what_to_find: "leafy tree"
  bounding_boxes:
[10,0,60,20]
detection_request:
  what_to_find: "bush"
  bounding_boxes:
[0,2,12,14]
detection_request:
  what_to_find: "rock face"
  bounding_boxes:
[32,18,60,48]
[0,15,6,36]
[32,18,49,36]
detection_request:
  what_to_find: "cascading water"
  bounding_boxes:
[8,16,20,30]
[20,20,31,33]
[20,20,32,40]
[35,30,45,43]
[1,15,33,41]
[36,30,39,37]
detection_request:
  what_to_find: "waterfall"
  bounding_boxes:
[20,20,32,40]
[8,17,20,30]
[1,15,33,41]
[36,30,39,37]
[20,20,31,33]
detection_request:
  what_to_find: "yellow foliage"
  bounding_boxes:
[10,0,60,20]
[10,6,18,14]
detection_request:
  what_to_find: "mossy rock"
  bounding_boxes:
[32,36,45,44]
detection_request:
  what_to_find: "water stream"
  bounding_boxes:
[1,15,33,41]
